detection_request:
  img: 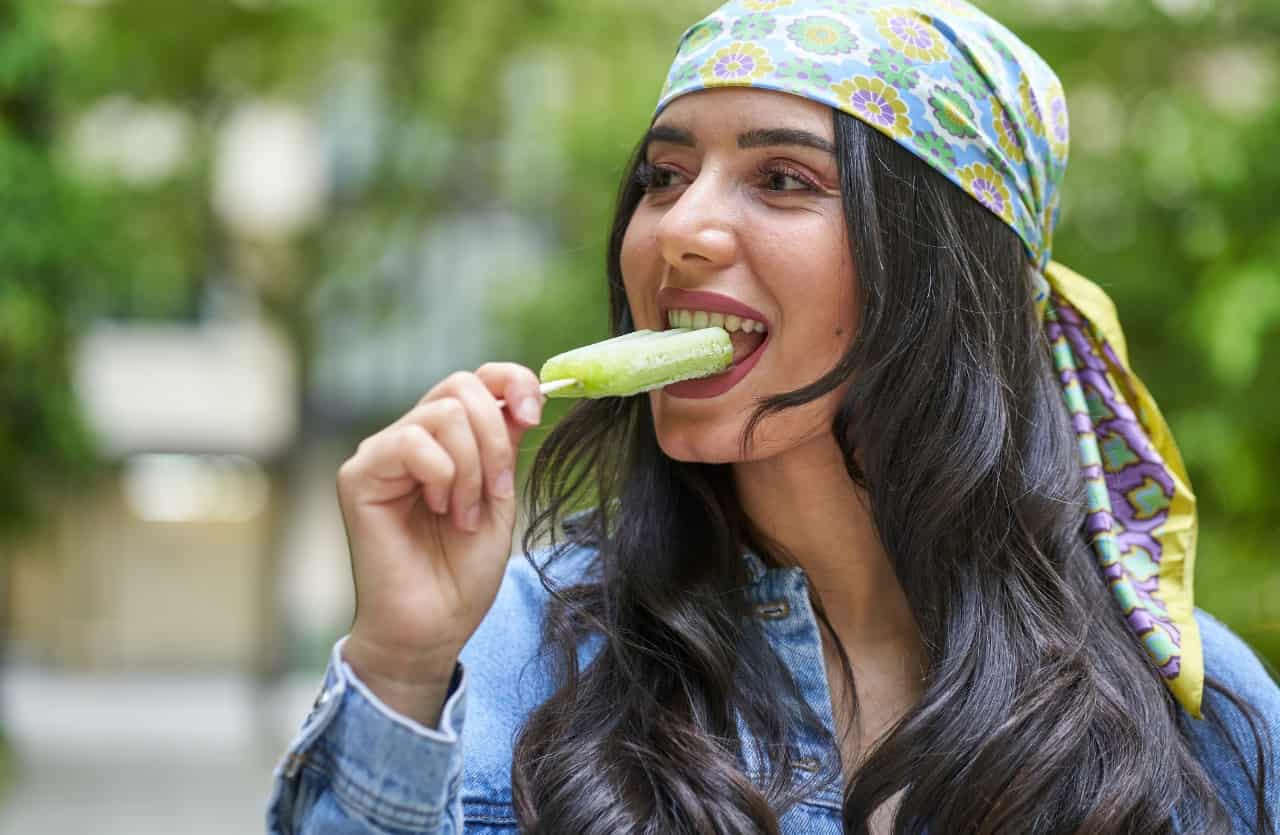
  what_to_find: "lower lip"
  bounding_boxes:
[662,332,770,399]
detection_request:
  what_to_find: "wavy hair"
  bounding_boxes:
[507,110,1275,834]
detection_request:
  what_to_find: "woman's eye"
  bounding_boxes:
[761,166,816,192]
[636,162,683,191]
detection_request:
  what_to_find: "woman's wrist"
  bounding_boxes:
[342,634,461,728]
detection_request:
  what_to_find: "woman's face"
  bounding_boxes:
[620,87,858,464]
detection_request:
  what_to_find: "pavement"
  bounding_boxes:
[0,665,321,835]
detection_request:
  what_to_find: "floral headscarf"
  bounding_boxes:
[655,0,1203,718]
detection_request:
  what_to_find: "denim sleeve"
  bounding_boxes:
[1182,609,1280,833]
[266,636,468,835]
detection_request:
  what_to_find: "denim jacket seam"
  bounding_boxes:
[308,741,456,831]
[462,798,519,825]
[271,641,468,829]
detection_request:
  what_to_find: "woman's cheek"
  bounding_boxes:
[620,231,657,322]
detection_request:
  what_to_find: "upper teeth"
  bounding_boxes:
[666,309,766,333]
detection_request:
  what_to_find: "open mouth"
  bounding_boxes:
[663,308,769,368]
[661,320,771,399]
[656,289,772,398]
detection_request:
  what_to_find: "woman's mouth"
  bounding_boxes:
[665,308,768,340]
[662,326,770,399]
[656,290,773,399]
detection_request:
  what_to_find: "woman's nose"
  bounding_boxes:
[654,172,738,271]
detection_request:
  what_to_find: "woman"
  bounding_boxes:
[268,1,1280,832]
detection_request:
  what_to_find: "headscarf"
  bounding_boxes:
[654,0,1203,719]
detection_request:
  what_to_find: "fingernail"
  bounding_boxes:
[464,503,481,531]
[517,397,541,424]
[492,468,514,499]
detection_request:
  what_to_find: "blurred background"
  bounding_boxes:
[0,0,1277,831]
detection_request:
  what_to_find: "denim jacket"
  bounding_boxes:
[267,543,1280,834]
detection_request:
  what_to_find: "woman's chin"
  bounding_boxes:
[654,424,744,465]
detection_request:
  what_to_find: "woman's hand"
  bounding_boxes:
[335,363,544,725]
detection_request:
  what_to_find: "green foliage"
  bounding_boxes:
[0,0,114,536]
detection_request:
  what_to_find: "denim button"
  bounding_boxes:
[283,751,308,779]
[754,599,790,619]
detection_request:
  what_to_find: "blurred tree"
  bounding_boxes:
[0,0,124,784]
[0,1,103,538]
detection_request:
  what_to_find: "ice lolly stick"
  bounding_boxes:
[494,378,578,409]
[537,379,582,396]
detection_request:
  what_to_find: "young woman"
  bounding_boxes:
[268,1,1280,832]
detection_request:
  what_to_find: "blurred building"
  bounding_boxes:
[10,317,298,670]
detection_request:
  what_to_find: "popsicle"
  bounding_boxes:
[537,327,733,398]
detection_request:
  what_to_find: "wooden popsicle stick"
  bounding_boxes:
[495,378,578,409]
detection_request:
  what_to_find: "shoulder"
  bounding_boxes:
[1194,607,1280,717]
[1182,608,1280,829]
[457,539,600,817]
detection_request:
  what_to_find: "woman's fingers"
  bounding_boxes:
[337,417,460,514]
[394,424,453,515]
[414,394,487,530]
[386,367,538,531]
[438,372,519,502]
[475,362,544,428]
[342,365,545,533]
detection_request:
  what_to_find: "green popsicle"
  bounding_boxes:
[539,327,733,398]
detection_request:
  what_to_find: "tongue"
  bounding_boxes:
[729,330,765,365]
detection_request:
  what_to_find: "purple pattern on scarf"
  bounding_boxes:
[1047,298,1182,680]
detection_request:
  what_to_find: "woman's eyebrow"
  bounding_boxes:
[738,127,834,155]
[645,125,696,147]
[645,124,834,154]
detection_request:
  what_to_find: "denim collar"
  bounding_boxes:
[742,549,769,584]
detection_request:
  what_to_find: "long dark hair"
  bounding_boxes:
[508,109,1275,834]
